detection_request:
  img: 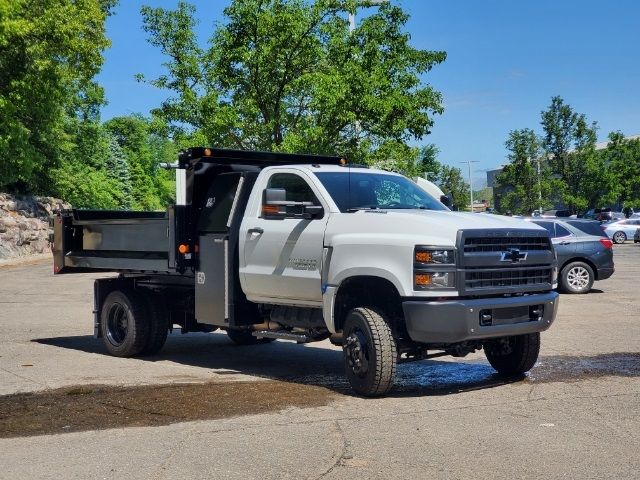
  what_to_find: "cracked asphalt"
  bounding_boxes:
[1,244,639,479]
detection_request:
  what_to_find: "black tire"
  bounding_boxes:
[140,293,169,356]
[342,307,397,397]
[484,333,540,375]
[612,231,626,244]
[226,328,275,345]
[100,290,150,357]
[560,261,594,294]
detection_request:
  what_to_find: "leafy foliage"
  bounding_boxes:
[603,132,640,209]
[540,96,607,213]
[138,0,446,163]
[495,129,554,215]
[438,165,470,211]
[0,0,115,192]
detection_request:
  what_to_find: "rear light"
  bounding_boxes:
[599,238,613,249]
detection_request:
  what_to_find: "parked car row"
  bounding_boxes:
[582,208,626,222]
[524,218,614,294]
[601,218,640,243]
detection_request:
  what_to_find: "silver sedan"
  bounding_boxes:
[602,219,640,243]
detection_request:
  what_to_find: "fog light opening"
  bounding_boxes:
[529,305,543,321]
[479,309,493,326]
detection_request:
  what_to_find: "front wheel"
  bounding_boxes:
[484,333,540,375]
[342,307,397,397]
[560,261,594,294]
[613,231,627,244]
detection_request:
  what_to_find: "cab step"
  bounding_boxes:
[252,330,310,343]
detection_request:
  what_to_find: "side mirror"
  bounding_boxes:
[264,187,286,205]
[262,188,323,219]
[440,195,452,208]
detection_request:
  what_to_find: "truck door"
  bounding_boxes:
[195,172,243,326]
[240,171,329,305]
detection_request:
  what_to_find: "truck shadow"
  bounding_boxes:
[33,333,640,398]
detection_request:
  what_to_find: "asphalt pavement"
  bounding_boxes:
[1,244,639,479]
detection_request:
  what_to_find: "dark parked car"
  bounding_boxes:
[526,218,614,294]
[634,228,640,243]
[583,208,624,222]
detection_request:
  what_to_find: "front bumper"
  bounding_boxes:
[402,291,559,344]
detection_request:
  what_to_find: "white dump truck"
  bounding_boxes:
[53,148,558,396]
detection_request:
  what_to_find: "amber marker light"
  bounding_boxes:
[178,244,189,254]
[203,148,212,156]
[262,205,279,215]
[415,251,432,263]
[415,273,432,286]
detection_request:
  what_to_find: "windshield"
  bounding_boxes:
[314,171,448,213]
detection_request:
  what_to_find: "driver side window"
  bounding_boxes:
[267,173,320,205]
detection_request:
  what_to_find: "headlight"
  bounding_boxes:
[414,272,455,289]
[414,246,456,290]
[414,248,455,265]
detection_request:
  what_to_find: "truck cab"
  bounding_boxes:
[53,148,559,396]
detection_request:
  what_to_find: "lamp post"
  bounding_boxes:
[461,160,479,212]
[349,0,389,33]
[536,156,542,214]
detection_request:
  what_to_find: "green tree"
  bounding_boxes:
[496,129,554,215]
[438,165,469,211]
[104,134,132,209]
[104,116,163,210]
[418,144,442,181]
[604,132,640,209]
[0,0,116,192]
[138,0,446,162]
[540,96,606,213]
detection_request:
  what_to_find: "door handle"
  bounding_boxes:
[248,227,264,235]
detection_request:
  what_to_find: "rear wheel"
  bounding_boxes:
[226,328,275,345]
[100,290,150,357]
[484,333,540,375]
[140,293,169,356]
[560,261,594,294]
[342,307,397,397]
[613,231,627,244]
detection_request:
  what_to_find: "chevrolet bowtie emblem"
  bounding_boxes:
[500,248,527,263]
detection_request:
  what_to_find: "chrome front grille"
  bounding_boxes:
[458,230,554,295]
[463,236,551,252]
[464,267,552,290]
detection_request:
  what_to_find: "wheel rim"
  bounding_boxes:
[567,266,590,290]
[344,329,369,377]
[105,303,129,347]
[614,232,625,243]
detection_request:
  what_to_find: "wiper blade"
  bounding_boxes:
[347,205,379,212]
[380,204,432,210]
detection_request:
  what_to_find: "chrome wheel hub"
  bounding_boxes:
[567,266,589,290]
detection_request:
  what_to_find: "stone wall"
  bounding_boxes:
[0,193,71,260]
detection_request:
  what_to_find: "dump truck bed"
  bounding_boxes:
[52,209,179,274]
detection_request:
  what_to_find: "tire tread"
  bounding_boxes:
[346,307,397,396]
[485,333,540,374]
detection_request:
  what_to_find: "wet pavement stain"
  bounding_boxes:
[527,352,640,383]
[0,381,338,438]
[289,352,640,396]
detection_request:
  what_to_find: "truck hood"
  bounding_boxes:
[325,210,545,248]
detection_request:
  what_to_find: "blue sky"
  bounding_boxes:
[98,0,640,186]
